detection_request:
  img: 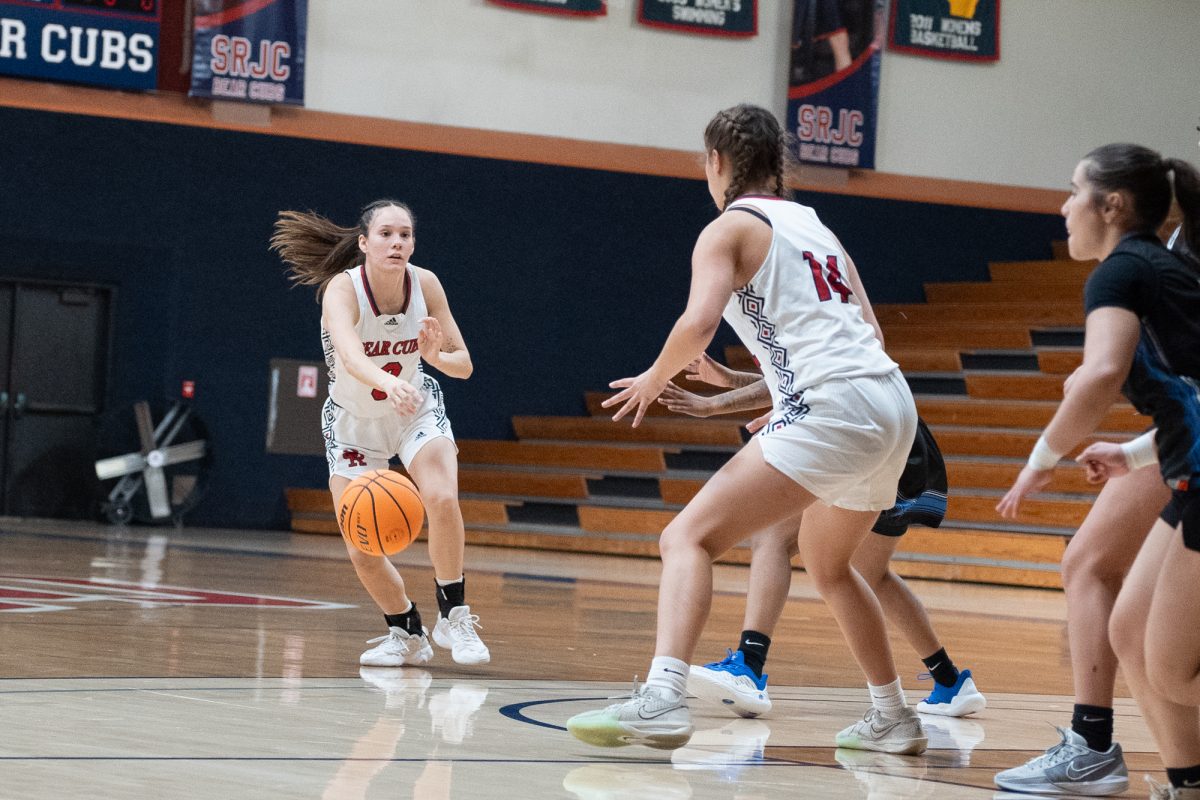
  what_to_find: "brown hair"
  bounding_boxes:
[270,199,415,298]
[703,104,793,211]
[1082,144,1200,257]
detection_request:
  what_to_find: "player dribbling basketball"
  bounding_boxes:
[271,200,490,668]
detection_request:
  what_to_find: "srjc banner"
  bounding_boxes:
[190,0,307,105]
[788,0,884,170]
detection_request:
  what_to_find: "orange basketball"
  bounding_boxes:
[338,470,425,556]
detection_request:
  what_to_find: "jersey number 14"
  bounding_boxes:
[804,252,853,303]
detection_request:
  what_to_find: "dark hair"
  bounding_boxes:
[270,199,415,298]
[703,104,793,211]
[1082,144,1200,256]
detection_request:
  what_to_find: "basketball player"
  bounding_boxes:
[996,145,1200,799]
[567,104,926,754]
[271,200,490,668]
[660,359,984,721]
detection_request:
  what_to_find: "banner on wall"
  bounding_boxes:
[889,0,999,61]
[486,0,605,16]
[637,0,756,37]
[0,0,160,91]
[189,0,306,105]
[788,0,884,169]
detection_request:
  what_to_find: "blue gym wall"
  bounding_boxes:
[0,107,1067,529]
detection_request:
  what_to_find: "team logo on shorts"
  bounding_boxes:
[342,449,367,467]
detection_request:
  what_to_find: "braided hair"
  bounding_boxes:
[703,104,792,211]
[1083,144,1200,258]
[270,199,416,299]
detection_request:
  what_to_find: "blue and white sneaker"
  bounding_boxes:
[687,650,771,719]
[916,668,986,717]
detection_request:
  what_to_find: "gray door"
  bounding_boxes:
[1,282,111,518]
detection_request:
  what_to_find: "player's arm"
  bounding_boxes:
[322,274,423,413]
[416,268,473,379]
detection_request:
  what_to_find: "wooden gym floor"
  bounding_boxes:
[0,518,1161,799]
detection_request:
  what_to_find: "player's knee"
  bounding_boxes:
[421,485,459,517]
[1108,600,1146,673]
[804,558,853,594]
[1061,543,1122,594]
[660,521,716,561]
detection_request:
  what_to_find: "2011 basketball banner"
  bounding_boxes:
[888,0,1000,62]
[788,0,884,170]
[189,0,307,106]
[0,0,160,91]
[637,0,756,38]
[485,0,606,16]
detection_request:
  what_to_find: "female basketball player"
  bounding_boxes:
[567,104,926,754]
[660,359,984,722]
[271,200,490,668]
[996,145,1200,799]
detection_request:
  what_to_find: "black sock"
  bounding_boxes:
[436,577,465,618]
[921,647,960,688]
[383,603,423,636]
[1071,704,1114,752]
[1166,764,1200,789]
[738,630,771,678]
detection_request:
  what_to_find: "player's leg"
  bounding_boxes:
[406,434,489,666]
[798,502,927,755]
[688,521,796,718]
[995,467,1165,796]
[852,532,986,717]
[567,438,813,749]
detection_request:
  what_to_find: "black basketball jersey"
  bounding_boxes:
[1084,232,1200,483]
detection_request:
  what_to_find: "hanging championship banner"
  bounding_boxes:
[637,0,756,37]
[190,0,307,105]
[889,0,999,61]
[788,0,884,170]
[485,0,605,16]
[0,0,160,91]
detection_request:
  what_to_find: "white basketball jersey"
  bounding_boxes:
[322,264,429,418]
[722,197,897,419]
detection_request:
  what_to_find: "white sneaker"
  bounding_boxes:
[359,626,434,667]
[429,683,489,744]
[567,683,693,750]
[432,605,491,666]
[993,727,1127,796]
[1147,777,1200,799]
[835,706,928,755]
[358,666,433,710]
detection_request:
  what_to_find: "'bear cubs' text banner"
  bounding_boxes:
[638,0,756,37]
[788,0,884,170]
[190,0,306,105]
[0,0,159,91]
[486,0,605,15]
[888,0,999,61]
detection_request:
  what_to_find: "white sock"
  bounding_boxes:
[645,656,689,699]
[436,575,464,586]
[868,678,907,718]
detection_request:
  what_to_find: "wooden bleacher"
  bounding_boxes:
[287,247,1149,589]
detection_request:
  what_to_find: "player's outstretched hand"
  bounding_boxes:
[382,376,423,417]
[685,353,736,388]
[418,317,444,364]
[603,371,668,428]
[1075,441,1130,484]
[996,466,1053,519]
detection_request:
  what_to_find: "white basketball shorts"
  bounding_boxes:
[757,369,917,511]
[322,374,456,479]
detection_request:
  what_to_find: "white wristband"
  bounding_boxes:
[1120,431,1158,472]
[1027,436,1062,471]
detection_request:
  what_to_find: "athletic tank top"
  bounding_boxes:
[721,197,898,415]
[322,264,428,418]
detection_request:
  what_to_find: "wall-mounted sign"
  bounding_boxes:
[190,0,307,105]
[638,0,756,37]
[889,0,1000,62]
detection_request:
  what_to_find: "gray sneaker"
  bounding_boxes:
[994,726,1127,796]
[835,706,928,755]
[567,683,693,750]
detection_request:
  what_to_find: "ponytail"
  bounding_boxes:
[1167,157,1200,259]
[270,199,414,300]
